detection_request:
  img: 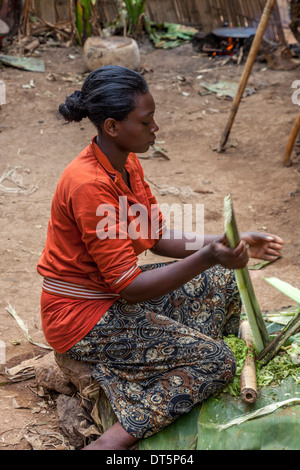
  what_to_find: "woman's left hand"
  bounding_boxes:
[240,232,284,261]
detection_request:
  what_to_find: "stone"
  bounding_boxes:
[54,351,93,393]
[34,351,74,396]
[56,394,88,449]
[83,36,140,71]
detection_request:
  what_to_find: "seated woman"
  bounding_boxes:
[37,65,283,450]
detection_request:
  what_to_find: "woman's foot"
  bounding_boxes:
[82,422,138,450]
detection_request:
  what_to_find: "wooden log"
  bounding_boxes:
[240,320,258,404]
[217,0,277,152]
[283,111,300,167]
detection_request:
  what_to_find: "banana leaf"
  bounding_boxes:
[0,55,45,72]
[197,377,300,450]
[146,21,197,49]
[75,0,92,43]
[139,377,300,450]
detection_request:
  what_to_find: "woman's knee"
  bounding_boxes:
[195,338,236,383]
[220,340,236,382]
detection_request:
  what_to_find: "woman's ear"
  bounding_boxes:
[103,118,118,137]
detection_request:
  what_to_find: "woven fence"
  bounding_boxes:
[98,0,284,42]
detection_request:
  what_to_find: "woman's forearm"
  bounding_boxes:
[150,229,220,259]
[121,244,216,303]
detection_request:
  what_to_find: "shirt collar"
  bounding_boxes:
[90,136,137,197]
[91,136,119,175]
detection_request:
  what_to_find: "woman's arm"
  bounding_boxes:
[121,229,284,304]
[150,229,220,259]
[151,229,284,261]
[121,236,248,304]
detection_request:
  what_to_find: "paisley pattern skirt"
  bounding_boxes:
[64,263,241,439]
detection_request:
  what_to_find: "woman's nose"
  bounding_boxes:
[151,120,159,133]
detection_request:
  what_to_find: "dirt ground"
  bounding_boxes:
[0,38,300,450]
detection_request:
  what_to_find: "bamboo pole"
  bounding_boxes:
[217,0,277,153]
[283,110,300,167]
[240,320,258,404]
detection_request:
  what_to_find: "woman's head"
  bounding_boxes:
[58,65,149,129]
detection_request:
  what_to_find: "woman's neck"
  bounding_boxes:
[96,135,129,173]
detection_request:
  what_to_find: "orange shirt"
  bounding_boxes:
[37,137,166,353]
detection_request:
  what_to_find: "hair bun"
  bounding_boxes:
[58,90,88,122]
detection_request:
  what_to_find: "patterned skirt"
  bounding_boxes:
[64,263,241,439]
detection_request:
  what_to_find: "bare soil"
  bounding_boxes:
[0,40,299,449]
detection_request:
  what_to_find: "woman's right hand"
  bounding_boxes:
[209,235,249,269]
[121,234,248,304]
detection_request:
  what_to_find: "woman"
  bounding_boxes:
[37,65,283,450]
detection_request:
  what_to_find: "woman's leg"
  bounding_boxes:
[82,422,138,450]
[65,265,239,445]
[161,263,241,339]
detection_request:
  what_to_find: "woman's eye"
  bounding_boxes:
[142,122,150,126]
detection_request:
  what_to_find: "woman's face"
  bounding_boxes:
[115,92,159,154]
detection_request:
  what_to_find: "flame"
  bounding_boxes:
[226,38,234,52]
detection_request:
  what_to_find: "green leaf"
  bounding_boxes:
[197,377,300,450]
[75,0,92,42]
[248,258,278,270]
[139,377,300,450]
[0,55,45,73]
[264,277,300,304]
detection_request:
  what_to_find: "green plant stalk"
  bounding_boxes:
[257,311,300,365]
[224,195,270,354]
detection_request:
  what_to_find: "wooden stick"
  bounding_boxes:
[217,0,277,152]
[240,320,258,404]
[24,39,40,54]
[21,0,32,37]
[283,111,300,167]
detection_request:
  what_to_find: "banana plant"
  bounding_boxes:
[75,0,96,43]
[122,0,146,37]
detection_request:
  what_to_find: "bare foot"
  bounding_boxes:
[82,422,138,450]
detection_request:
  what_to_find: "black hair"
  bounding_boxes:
[58,65,149,128]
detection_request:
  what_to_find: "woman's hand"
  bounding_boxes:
[240,231,283,261]
[210,235,249,269]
